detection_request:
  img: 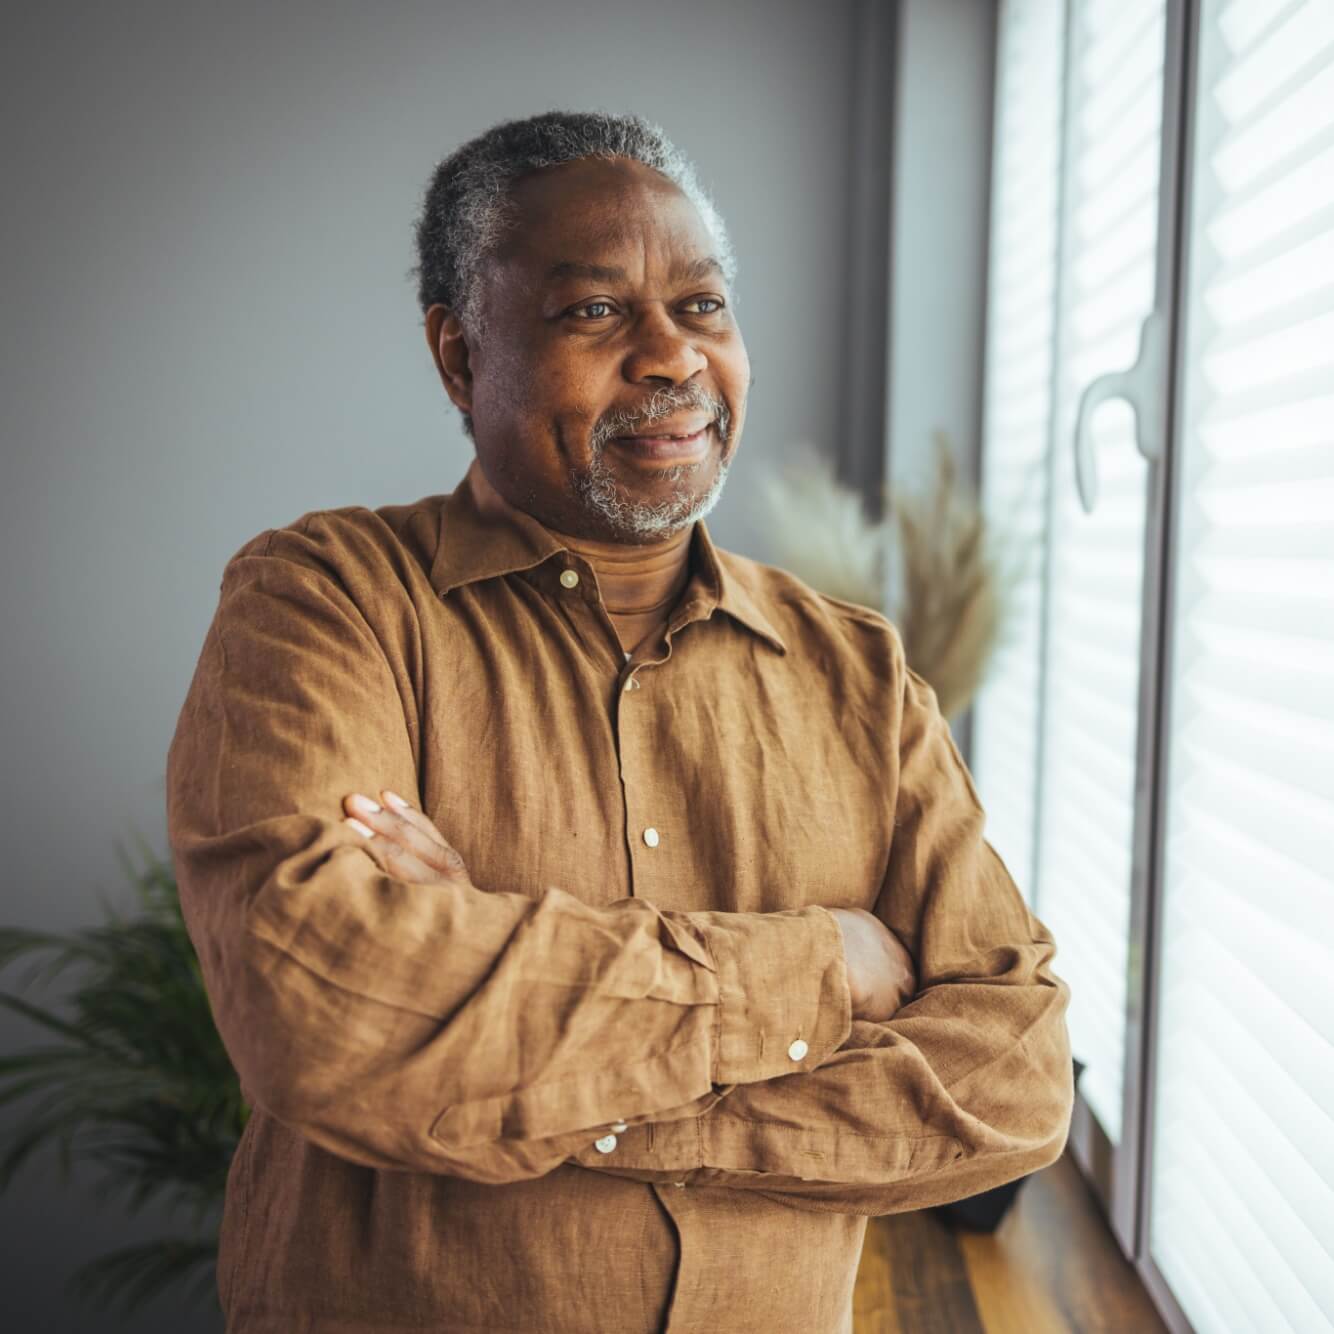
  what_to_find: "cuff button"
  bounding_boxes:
[787,1038,809,1061]
[594,1134,618,1154]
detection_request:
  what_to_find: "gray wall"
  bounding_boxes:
[887,0,997,494]
[886,0,998,760]
[0,1,865,1328]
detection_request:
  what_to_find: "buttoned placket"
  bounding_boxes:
[544,553,656,1159]
[546,557,816,1173]
[612,597,710,903]
[549,557,720,1160]
[544,561,817,1172]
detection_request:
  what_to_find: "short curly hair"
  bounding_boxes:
[411,109,737,341]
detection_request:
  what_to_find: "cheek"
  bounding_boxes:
[718,342,751,423]
[493,338,607,422]
[477,360,606,480]
[549,357,621,442]
[714,330,750,394]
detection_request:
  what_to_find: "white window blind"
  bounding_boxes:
[1035,0,1167,1148]
[973,0,1067,902]
[1148,3,1334,1331]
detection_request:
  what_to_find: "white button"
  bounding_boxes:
[594,1134,618,1154]
[787,1038,809,1061]
[559,569,580,589]
[611,1121,628,1133]
[624,676,641,691]
[673,1180,686,1188]
[643,827,660,848]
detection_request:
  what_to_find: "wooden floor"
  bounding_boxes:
[853,1151,1168,1334]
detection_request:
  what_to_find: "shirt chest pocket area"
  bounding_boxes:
[667,726,891,915]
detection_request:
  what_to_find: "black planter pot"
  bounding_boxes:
[931,1055,1087,1232]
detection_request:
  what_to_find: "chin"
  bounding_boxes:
[571,457,731,542]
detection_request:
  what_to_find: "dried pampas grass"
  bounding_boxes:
[759,460,889,609]
[761,432,1029,723]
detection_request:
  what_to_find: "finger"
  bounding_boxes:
[379,790,450,850]
[342,793,469,879]
[344,817,440,882]
[342,817,393,874]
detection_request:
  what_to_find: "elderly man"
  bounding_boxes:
[167,110,1073,1334]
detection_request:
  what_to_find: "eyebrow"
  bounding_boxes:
[544,256,724,285]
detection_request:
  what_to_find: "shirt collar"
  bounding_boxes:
[428,460,788,655]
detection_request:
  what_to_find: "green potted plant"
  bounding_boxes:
[0,832,245,1318]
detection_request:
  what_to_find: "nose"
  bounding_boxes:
[622,303,708,386]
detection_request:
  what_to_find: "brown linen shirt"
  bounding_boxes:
[165,459,1074,1334]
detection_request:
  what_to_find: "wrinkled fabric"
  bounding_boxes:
[165,461,1074,1333]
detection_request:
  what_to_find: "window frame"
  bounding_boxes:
[1125,0,1197,1313]
[976,2,1202,1324]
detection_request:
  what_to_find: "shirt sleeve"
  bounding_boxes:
[566,649,1075,1216]
[166,532,852,1186]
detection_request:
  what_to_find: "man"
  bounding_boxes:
[166,110,1073,1334]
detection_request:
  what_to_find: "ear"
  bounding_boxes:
[424,304,474,419]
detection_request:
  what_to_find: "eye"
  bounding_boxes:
[569,300,616,320]
[682,296,725,315]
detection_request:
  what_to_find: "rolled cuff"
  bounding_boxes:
[696,904,853,1086]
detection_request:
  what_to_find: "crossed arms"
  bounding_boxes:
[165,539,1074,1218]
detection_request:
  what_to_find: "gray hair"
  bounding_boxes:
[411,109,737,343]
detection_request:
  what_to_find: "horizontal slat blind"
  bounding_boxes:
[1148,3,1334,1331]
[972,0,1067,903]
[1034,0,1166,1147]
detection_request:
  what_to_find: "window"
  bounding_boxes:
[1148,4,1334,1331]
[973,2,1334,1330]
[977,0,1172,1183]
[974,0,1066,904]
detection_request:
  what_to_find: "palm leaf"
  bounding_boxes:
[0,828,245,1316]
[71,1238,219,1318]
[0,991,116,1048]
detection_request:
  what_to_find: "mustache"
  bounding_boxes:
[589,383,732,453]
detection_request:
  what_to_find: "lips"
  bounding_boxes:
[610,419,714,463]
[614,415,715,443]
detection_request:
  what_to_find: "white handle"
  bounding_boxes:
[1073,309,1167,514]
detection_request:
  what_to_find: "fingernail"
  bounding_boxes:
[383,790,410,811]
[345,817,374,838]
[349,793,380,814]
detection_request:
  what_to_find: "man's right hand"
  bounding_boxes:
[827,907,917,1022]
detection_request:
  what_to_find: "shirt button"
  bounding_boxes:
[673,1181,686,1188]
[594,1134,618,1154]
[624,676,641,691]
[559,569,580,589]
[643,827,660,848]
[787,1038,809,1061]
[611,1121,628,1133]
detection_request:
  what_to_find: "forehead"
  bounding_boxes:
[494,156,717,274]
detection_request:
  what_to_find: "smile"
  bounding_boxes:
[611,424,714,465]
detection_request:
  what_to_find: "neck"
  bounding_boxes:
[467,458,694,654]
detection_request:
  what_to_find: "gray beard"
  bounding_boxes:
[569,382,735,540]
[570,452,731,540]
